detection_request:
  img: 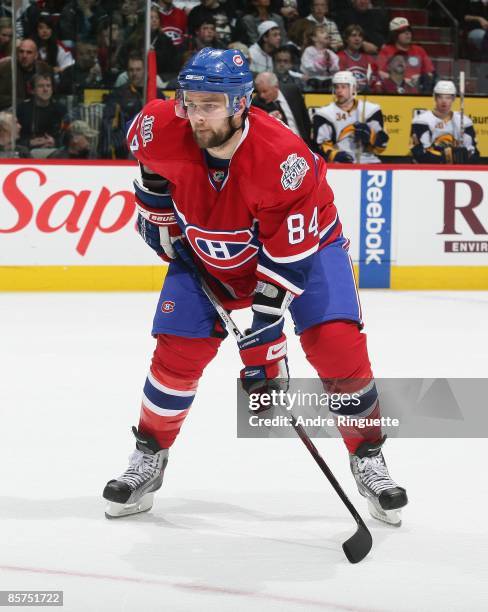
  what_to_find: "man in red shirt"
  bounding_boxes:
[374,53,418,95]
[158,0,188,48]
[377,17,434,93]
[337,24,377,92]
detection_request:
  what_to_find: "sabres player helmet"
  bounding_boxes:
[332,71,358,96]
[176,48,254,118]
[433,80,456,97]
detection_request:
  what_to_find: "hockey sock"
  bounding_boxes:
[300,320,382,452]
[139,334,222,448]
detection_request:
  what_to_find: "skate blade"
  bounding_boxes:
[104,492,154,519]
[367,500,402,527]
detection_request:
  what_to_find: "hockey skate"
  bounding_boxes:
[350,437,408,526]
[103,427,168,519]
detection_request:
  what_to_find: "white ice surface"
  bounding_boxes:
[0,291,487,612]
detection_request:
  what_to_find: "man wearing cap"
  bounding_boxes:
[410,80,479,164]
[249,20,281,74]
[377,17,434,93]
[48,120,97,159]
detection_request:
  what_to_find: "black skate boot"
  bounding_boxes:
[350,436,408,526]
[103,426,168,519]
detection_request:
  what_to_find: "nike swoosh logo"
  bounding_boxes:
[267,341,287,361]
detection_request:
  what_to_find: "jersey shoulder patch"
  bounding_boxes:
[412,110,432,125]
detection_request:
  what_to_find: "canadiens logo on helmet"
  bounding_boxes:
[185,226,258,269]
[280,153,310,191]
[161,301,175,313]
[140,115,154,147]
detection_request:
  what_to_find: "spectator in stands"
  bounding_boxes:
[249,20,281,74]
[158,0,188,49]
[337,24,376,92]
[0,16,12,60]
[17,73,66,153]
[97,18,126,86]
[101,52,164,159]
[174,1,200,13]
[252,71,311,144]
[300,24,339,91]
[188,0,240,47]
[120,0,142,38]
[374,53,417,95]
[59,0,108,48]
[286,16,315,68]
[273,46,304,89]
[242,0,287,45]
[48,119,97,159]
[18,1,59,39]
[278,0,299,30]
[335,0,388,55]
[306,0,342,51]
[377,17,434,94]
[185,16,225,55]
[57,39,105,98]
[410,80,479,164]
[120,7,181,84]
[0,111,30,157]
[34,14,74,75]
[0,39,51,110]
[452,0,488,58]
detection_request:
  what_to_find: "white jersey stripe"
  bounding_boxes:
[142,393,189,416]
[147,371,196,397]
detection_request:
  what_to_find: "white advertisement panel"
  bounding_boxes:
[0,162,149,265]
[0,161,487,289]
[393,169,488,265]
[326,168,361,261]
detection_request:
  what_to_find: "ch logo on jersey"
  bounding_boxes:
[280,153,309,191]
[162,26,183,46]
[185,226,258,269]
[161,300,175,313]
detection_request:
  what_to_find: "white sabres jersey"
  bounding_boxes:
[313,99,387,163]
[411,110,477,154]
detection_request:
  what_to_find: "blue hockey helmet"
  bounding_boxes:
[175,47,254,118]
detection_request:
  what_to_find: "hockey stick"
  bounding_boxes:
[172,240,373,563]
[459,70,465,146]
[355,63,372,164]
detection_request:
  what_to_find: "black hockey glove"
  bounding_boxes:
[451,146,469,164]
[354,122,371,146]
[333,150,354,163]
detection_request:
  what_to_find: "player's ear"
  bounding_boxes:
[235,97,247,119]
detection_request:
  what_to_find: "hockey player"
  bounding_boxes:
[103,48,407,525]
[410,80,479,164]
[312,71,389,163]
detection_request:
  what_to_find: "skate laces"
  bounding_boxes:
[357,453,397,494]
[119,449,159,490]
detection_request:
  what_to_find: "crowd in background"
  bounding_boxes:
[0,0,486,159]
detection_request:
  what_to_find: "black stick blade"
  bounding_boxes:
[342,524,373,564]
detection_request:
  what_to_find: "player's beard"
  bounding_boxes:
[192,117,241,149]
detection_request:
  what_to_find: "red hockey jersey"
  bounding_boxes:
[128,99,342,308]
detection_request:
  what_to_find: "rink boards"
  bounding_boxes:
[0,160,487,290]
